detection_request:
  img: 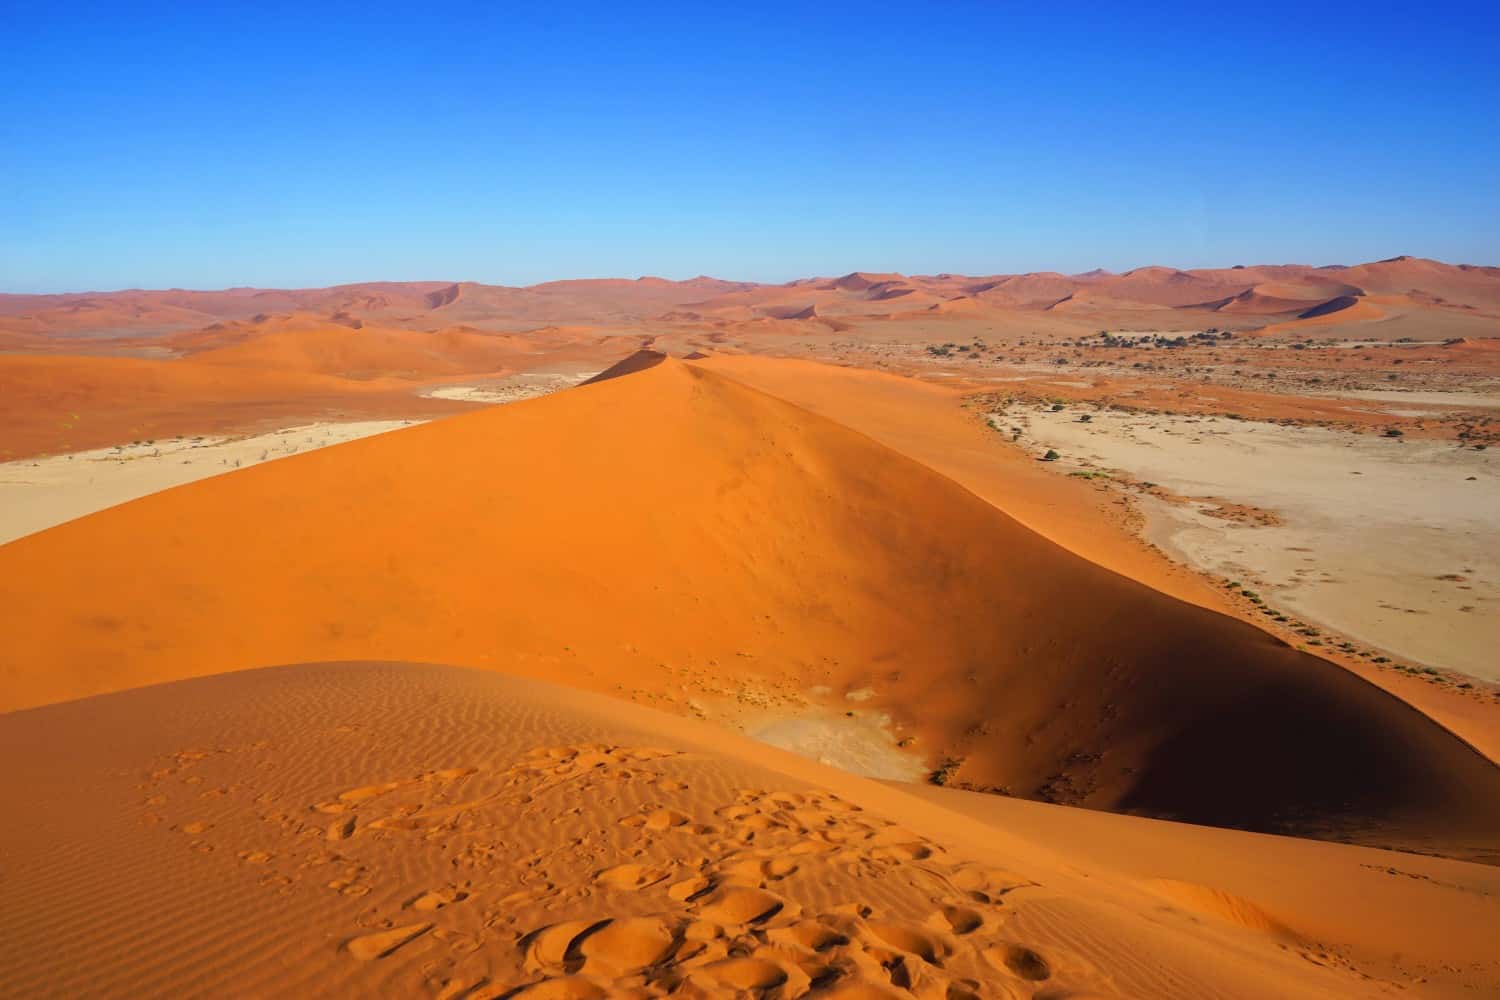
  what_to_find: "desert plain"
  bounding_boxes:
[2,257,1499,998]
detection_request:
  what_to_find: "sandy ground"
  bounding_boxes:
[421,371,598,404]
[3,659,1496,999]
[745,706,928,783]
[1333,387,1500,410]
[0,421,418,546]
[996,404,1499,681]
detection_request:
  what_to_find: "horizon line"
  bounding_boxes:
[4,254,1494,299]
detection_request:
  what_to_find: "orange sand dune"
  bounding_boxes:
[927,295,987,314]
[1098,266,1253,307]
[1196,281,1362,315]
[670,279,934,321]
[2,356,1497,855]
[1262,296,1388,333]
[0,353,477,460]
[1045,287,1167,312]
[6,660,1493,997]
[826,271,907,292]
[1338,256,1500,308]
[6,258,1498,346]
[171,314,540,380]
[964,272,1093,307]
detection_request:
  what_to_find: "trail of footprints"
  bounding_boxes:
[141,742,1089,998]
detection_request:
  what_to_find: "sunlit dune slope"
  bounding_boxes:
[1,357,1497,851]
[8,661,1492,997]
[173,315,533,379]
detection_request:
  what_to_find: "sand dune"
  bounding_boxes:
[2,355,1497,857]
[1197,282,1360,315]
[1264,297,1388,333]
[1045,288,1165,312]
[2,660,1494,998]
[172,315,535,380]
[7,259,1498,351]
[0,352,475,461]
[1298,294,1367,320]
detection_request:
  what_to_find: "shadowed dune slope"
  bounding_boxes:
[581,347,668,384]
[1,358,1497,852]
[9,661,1495,998]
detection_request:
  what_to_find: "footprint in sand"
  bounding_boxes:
[930,903,985,935]
[345,922,432,960]
[504,976,608,998]
[688,956,803,993]
[708,854,800,886]
[693,885,791,925]
[408,887,472,912]
[593,863,672,891]
[667,876,711,902]
[573,916,679,976]
[618,807,692,832]
[863,920,956,965]
[984,943,1052,981]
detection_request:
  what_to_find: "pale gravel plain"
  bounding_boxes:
[0,421,418,546]
[995,403,1500,681]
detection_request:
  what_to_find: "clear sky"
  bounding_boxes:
[4,2,1498,292]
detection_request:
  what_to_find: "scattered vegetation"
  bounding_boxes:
[928,758,962,787]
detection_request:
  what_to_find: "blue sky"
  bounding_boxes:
[3,2,1498,292]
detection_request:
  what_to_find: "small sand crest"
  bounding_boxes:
[1145,880,1296,937]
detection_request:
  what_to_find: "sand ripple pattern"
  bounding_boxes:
[137,741,1099,998]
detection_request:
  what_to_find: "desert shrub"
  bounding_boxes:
[929,759,962,786]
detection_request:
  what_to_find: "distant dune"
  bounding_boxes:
[0,352,475,460]
[1045,288,1164,312]
[5,258,1498,347]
